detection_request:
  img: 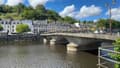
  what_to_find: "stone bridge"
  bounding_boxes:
[40,33,119,51]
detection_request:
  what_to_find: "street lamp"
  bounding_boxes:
[105,0,116,34]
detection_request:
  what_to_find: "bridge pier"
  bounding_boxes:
[64,36,101,51]
[43,37,57,46]
[43,36,69,46]
[43,38,52,45]
[67,42,78,51]
[50,38,56,45]
[43,38,48,44]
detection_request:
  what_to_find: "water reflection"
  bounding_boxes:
[0,41,97,68]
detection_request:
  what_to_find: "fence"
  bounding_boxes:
[98,46,120,68]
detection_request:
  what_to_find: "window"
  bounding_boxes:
[1,22,4,24]
[12,26,14,28]
[12,29,14,32]
[13,22,15,24]
[6,22,7,24]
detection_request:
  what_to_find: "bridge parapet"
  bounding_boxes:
[41,33,120,40]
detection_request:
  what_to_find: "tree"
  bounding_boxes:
[16,3,26,14]
[16,24,30,33]
[0,24,3,31]
[97,19,107,30]
[0,4,78,23]
[47,10,61,22]
[21,9,35,20]
[97,19,120,30]
[35,5,46,12]
[110,38,120,68]
[34,5,47,20]
[63,16,77,24]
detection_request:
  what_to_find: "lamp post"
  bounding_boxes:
[105,0,116,34]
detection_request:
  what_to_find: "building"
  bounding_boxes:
[32,20,75,34]
[0,19,80,35]
[0,19,33,35]
[33,20,48,34]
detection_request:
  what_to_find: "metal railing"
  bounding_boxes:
[98,46,120,68]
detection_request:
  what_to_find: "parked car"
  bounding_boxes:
[94,30,106,34]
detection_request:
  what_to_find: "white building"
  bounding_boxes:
[0,20,33,35]
[0,19,79,35]
[33,20,48,34]
[33,20,76,34]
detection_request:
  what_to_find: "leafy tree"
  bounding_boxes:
[63,16,77,24]
[110,38,120,68]
[83,20,87,24]
[16,24,30,33]
[35,5,46,12]
[0,24,3,31]
[97,19,107,30]
[97,19,120,31]
[34,5,47,20]
[21,9,34,19]
[47,10,61,22]
[0,4,78,23]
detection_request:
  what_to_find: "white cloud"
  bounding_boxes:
[106,8,120,21]
[93,19,98,23]
[6,0,23,6]
[5,0,51,7]
[76,5,102,18]
[59,5,102,19]
[0,0,5,5]
[59,4,75,17]
[29,0,49,8]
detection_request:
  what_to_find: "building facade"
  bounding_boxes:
[32,20,76,34]
[0,19,79,35]
[33,20,48,34]
[0,20,33,35]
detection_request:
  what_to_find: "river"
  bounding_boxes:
[0,41,97,68]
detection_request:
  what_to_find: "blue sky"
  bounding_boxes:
[45,0,120,21]
[1,0,120,21]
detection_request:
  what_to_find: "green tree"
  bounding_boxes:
[63,16,77,24]
[97,19,107,30]
[16,3,26,14]
[34,5,47,20]
[16,24,30,33]
[0,24,3,31]
[110,38,120,68]
[97,19,120,30]
[0,4,78,23]
[21,9,35,19]
[47,10,61,22]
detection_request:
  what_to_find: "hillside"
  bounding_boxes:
[0,3,78,24]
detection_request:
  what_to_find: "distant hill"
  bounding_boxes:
[0,3,78,24]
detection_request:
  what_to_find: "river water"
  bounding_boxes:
[0,41,97,68]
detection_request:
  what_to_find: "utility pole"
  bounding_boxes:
[105,0,116,35]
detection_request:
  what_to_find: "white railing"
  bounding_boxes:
[98,46,120,68]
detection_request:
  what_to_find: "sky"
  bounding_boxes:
[0,0,120,21]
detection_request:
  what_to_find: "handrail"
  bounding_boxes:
[98,47,120,68]
[99,56,120,64]
[99,47,120,54]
